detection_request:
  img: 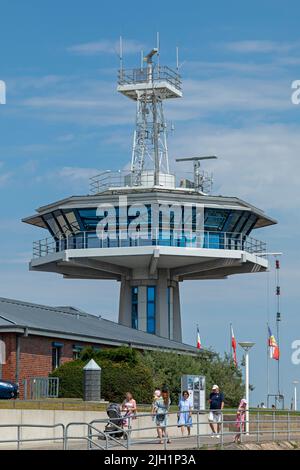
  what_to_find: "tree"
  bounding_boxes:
[50,346,244,406]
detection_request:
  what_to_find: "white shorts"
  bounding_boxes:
[208,410,222,423]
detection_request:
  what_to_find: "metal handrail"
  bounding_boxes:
[89,169,176,193]
[0,423,65,450]
[32,229,267,259]
[0,410,299,450]
[64,421,108,450]
[118,65,182,91]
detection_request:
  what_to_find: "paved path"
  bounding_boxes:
[2,432,300,450]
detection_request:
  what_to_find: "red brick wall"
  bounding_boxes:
[0,333,108,399]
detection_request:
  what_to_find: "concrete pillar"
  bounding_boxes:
[155,269,169,338]
[83,359,101,401]
[118,278,132,327]
[173,283,182,342]
[117,270,182,341]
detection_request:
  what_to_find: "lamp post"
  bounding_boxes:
[293,380,299,411]
[239,341,255,435]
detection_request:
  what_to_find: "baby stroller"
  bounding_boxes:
[103,403,128,440]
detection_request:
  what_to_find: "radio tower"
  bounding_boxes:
[117,37,182,186]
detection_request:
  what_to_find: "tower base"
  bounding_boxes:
[118,269,182,342]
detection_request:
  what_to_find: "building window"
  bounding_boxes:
[131,287,138,329]
[72,345,83,360]
[52,342,63,370]
[147,286,156,334]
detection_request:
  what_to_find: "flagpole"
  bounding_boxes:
[275,258,281,398]
[276,316,280,395]
[229,323,233,358]
[267,322,270,406]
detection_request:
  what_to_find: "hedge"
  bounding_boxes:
[50,346,244,406]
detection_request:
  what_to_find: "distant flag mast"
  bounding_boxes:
[196,325,202,350]
[230,324,237,367]
[268,325,280,361]
[266,253,283,408]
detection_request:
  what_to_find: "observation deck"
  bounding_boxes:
[117,66,182,99]
[32,230,267,260]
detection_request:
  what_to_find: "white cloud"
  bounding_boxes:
[167,77,291,122]
[222,40,300,54]
[56,166,100,181]
[0,162,13,187]
[67,38,144,56]
[169,123,300,211]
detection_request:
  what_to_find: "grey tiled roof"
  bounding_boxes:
[0,297,199,355]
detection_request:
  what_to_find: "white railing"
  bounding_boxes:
[89,170,176,194]
[32,230,267,259]
[118,65,182,91]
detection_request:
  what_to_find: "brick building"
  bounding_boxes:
[0,297,199,398]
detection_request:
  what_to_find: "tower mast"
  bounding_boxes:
[117,41,182,187]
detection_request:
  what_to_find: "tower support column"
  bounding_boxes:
[118,269,182,341]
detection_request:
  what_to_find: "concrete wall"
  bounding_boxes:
[0,409,211,447]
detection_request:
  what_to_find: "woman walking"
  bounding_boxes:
[152,388,171,444]
[234,398,247,443]
[122,392,137,427]
[177,391,193,436]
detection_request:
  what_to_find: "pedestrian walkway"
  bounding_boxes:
[1,432,300,451]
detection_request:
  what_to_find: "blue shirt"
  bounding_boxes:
[209,392,224,410]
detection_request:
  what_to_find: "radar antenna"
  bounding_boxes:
[176,156,218,193]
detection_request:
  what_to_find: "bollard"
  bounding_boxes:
[83,359,101,401]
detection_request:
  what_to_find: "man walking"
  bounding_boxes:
[208,384,224,438]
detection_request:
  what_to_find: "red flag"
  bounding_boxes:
[196,327,201,349]
[231,325,237,366]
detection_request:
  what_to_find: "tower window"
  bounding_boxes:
[147,286,156,334]
[131,287,138,329]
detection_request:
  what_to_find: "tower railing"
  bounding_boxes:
[89,170,212,194]
[118,66,182,92]
[32,230,267,259]
[89,170,176,194]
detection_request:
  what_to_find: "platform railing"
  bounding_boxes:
[32,230,267,259]
[118,65,182,91]
[89,170,176,194]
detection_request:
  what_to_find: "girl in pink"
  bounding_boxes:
[122,392,137,427]
[234,398,247,443]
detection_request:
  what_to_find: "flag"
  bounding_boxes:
[268,326,280,360]
[231,325,237,367]
[196,326,201,349]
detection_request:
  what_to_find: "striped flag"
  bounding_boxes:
[196,326,202,349]
[231,325,237,367]
[268,326,280,360]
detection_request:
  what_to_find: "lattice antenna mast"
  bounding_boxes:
[117,39,182,186]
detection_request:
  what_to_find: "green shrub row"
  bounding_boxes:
[50,346,243,406]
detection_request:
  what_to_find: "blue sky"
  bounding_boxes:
[0,0,300,406]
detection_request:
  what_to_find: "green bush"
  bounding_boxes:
[144,350,244,407]
[50,346,244,406]
[50,350,154,402]
[51,359,85,398]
